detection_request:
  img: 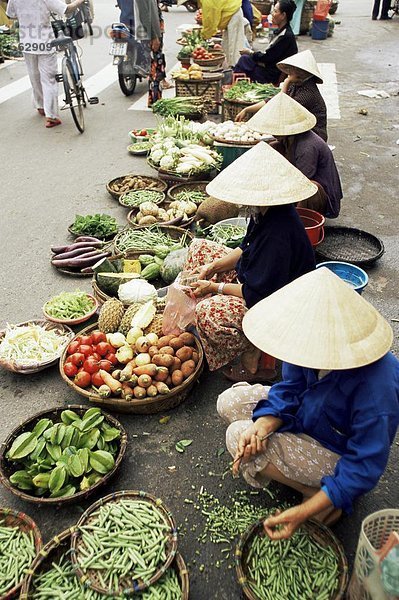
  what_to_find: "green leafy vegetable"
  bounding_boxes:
[224,81,280,103]
[70,214,119,238]
[152,97,207,117]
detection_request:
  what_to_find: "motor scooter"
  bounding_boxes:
[109,22,150,96]
[161,0,198,13]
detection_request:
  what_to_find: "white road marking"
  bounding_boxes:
[0,59,17,70]
[128,63,179,111]
[317,62,341,119]
[58,63,117,104]
[0,74,30,104]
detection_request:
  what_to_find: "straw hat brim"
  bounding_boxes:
[248,92,317,136]
[277,49,323,84]
[206,141,318,206]
[242,268,393,370]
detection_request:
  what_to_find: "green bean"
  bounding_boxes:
[115,226,189,254]
[120,190,165,207]
[174,189,208,205]
[0,522,36,594]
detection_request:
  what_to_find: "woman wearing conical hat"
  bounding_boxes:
[247,92,342,218]
[217,268,399,537]
[183,141,316,382]
[236,49,328,142]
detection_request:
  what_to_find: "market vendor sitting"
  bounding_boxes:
[237,49,328,142]
[248,92,342,218]
[183,141,316,383]
[233,0,298,84]
[217,267,399,538]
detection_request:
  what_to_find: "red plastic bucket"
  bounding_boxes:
[296,207,325,247]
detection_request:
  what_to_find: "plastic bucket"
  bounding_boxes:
[316,261,369,294]
[214,143,253,170]
[311,19,329,40]
[296,207,325,247]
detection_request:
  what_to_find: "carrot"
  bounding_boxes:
[133,386,147,399]
[133,364,158,377]
[154,381,170,395]
[99,370,122,394]
[137,374,153,388]
[121,382,134,401]
[120,360,136,382]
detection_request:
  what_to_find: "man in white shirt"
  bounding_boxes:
[7,0,85,127]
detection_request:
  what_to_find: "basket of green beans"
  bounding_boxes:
[0,508,42,599]
[21,528,188,600]
[71,490,179,596]
[236,518,348,600]
[167,181,209,205]
[113,225,193,255]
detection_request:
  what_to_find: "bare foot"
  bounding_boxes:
[241,347,262,374]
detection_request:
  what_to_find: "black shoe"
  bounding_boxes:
[380,15,392,19]
[371,15,377,19]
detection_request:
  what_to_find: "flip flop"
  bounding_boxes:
[45,118,62,128]
[222,363,277,384]
[37,108,45,116]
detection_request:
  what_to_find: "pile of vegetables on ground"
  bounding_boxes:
[0,519,36,596]
[6,407,120,499]
[129,199,197,227]
[0,323,71,366]
[149,140,222,176]
[152,96,209,118]
[44,290,96,321]
[224,81,280,103]
[69,214,119,239]
[51,237,111,273]
[207,121,263,144]
[108,175,164,195]
[63,307,200,400]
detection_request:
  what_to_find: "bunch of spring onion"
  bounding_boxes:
[224,81,280,103]
[152,97,207,117]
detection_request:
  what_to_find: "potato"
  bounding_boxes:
[171,370,184,387]
[152,354,174,368]
[169,337,184,351]
[192,351,199,365]
[179,332,196,346]
[170,357,182,373]
[159,345,174,356]
[137,374,153,388]
[148,345,159,358]
[133,386,147,399]
[181,359,196,379]
[154,366,169,382]
[158,335,174,348]
[165,375,172,386]
[176,346,193,362]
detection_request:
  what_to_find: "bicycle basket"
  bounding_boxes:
[65,9,85,40]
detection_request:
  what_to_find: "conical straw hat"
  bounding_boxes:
[247,92,316,136]
[206,142,317,206]
[277,49,323,84]
[243,268,393,370]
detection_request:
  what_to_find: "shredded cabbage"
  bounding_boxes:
[0,324,71,365]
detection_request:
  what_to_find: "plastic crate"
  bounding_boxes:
[175,74,223,114]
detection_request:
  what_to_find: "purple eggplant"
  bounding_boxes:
[51,246,97,260]
[74,236,103,243]
[52,251,110,269]
[51,241,104,255]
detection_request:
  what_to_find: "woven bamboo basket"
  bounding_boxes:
[59,323,204,414]
[221,98,252,122]
[175,74,223,114]
[0,320,74,374]
[300,0,317,34]
[193,52,225,68]
[21,528,189,600]
[70,490,178,595]
[167,180,209,203]
[0,508,42,600]
[113,224,194,256]
[126,202,195,229]
[67,224,119,241]
[236,518,348,600]
[0,405,127,507]
[156,168,214,187]
[119,189,166,209]
[106,175,167,201]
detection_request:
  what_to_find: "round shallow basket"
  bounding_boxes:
[316,226,384,266]
[113,224,194,256]
[316,261,369,295]
[0,320,74,374]
[157,168,215,187]
[106,175,167,201]
[236,518,348,600]
[52,263,95,278]
[67,225,119,241]
[211,134,260,146]
[119,189,166,209]
[127,143,152,156]
[127,203,195,229]
[0,508,42,600]
[21,529,189,600]
[193,52,225,68]
[167,180,209,203]
[42,293,98,325]
[60,323,204,414]
[0,405,127,507]
[70,490,178,596]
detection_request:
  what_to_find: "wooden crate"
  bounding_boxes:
[175,74,223,114]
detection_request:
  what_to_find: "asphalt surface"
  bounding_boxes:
[1,1,399,598]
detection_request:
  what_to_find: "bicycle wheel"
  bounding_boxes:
[62,58,85,133]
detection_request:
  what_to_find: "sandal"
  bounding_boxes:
[45,118,62,128]
[222,363,277,384]
[37,108,45,116]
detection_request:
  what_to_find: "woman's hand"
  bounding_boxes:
[151,37,161,52]
[263,505,307,540]
[195,262,217,280]
[236,108,247,122]
[232,416,282,475]
[190,280,215,298]
[239,48,252,56]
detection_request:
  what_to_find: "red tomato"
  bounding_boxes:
[91,352,101,361]
[139,129,147,136]
[80,335,93,346]
[106,353,118,366]
[69,352,85,367]
[67,340,80,355]
[91,331,107,345]
[78,344,93,357]
[74,371,91,388]
[96,342,113,357]
[98,359,112,372]
[83,357,100,374]
[64,363,78,377]
[91,371,104,387]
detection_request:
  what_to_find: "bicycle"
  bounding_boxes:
[389,0,399,16]
[50,22,98,133]
[80,0,94,36]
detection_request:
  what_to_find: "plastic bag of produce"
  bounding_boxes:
[162,280,197,335]
[160,248,189,284]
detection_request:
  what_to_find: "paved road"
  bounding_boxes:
[0,1,398,598]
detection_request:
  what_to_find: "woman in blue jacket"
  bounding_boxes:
[217,267,399,538]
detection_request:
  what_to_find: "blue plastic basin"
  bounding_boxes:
[316,261,369,294]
